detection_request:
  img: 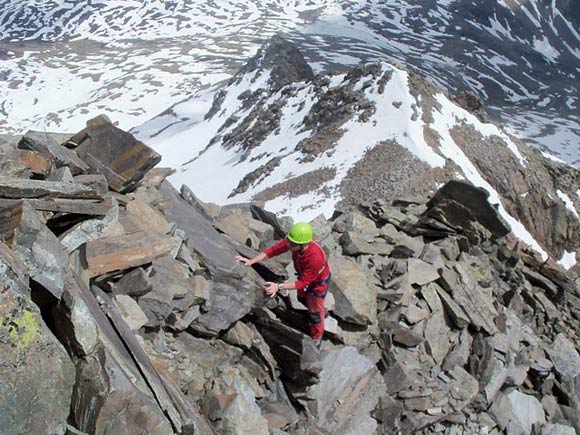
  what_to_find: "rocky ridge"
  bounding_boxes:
[148,36,580,265]
[2,116,580,434]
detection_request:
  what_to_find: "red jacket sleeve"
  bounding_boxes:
[263,239,289,258]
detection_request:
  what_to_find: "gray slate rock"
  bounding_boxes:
[13,202,68,299]
[0,264,75,435]
[18,130,89,174]
[329,255,377,326]
[301,346,383,434]
[547,333,580,379]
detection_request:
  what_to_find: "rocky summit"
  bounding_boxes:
[2,115,580,435]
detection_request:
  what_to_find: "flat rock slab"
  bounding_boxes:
[438,262,498,335]
[73,119,161,193]
[190,281,256,335]
[18,130,89,174]
[546,333,580,379]
[85,230,175,277]
[329,255,377,326]
[0,176,101,200]
[158,180,250,282]
[302,346,382,434]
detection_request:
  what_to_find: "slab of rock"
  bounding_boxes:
[540,424,576,435]
[332,212,379,236]
[425,180,510,240]
[54,272,99,357]
[18,129,89,174]
[0,199,22,247]
[424,311,451,364]
[490,389,546,434]
[59,200,119,253]
[329,255,377,325]
[72,347,174,435]
[434,285,470,328]
[0,176,101,202]
[159,180,251,281]
[408,258,440,285]
[0,272,75,435]
[203,367,269,435]
[438,262,498,335]
[85,230,175,277]
[190,281,256,335]
[114,295,149,331]
[546,333,580,379]
[26,196,114,216]
[12,202,68,299]
[114,267,153,297]
[300,346,383,434]
[73,117,161,192]
[126,197,173,234]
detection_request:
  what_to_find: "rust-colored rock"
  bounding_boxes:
[85,230,175,277]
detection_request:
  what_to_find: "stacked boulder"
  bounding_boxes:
[1,116,580,435]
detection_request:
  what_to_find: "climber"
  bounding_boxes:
[235,222,331,349]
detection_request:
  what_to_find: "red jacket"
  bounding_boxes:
[264,239,330,293]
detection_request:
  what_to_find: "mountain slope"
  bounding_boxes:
[1,0,578,163]
[137,36,580,264]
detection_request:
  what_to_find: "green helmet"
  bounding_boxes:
[287,222,313,244]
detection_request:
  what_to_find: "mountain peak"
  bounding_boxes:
[239,35,314,91]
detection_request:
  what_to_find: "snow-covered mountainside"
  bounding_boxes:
[136,36,580,266]
[1,0,578,162]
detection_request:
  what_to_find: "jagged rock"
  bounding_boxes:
[546,333,580,379]
[159,180,256,283]
[126,197,173,234]
[18,130,89,174]
[203,367,269,435]
[434,285,470,328]
[442,328,472,372]
[489,389,546,434]
[340,231,393,256]
[483,356,508,405]
[9,148,53,178]
[71,116,161,193]
[388,325,423,348]
[408,257,440,285]
[424,310,451,364]
[84,230,175,277]
[438,262,498,335]
[0,257,75,435]
[333,211,379,236]
[114,295,148,331]
[299,346,383,434]
[71,347,173,435]
[190,281,257,335]
[253,312,321,384]
[54,272,99,357]
[12,202,68,299]
[425,180,510,241]
[59,199,118,253]
[114,267,153,297]
[239,34,314,92]
[448,366,478,410]
[0,199,23,247]
[329,255,377,325]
